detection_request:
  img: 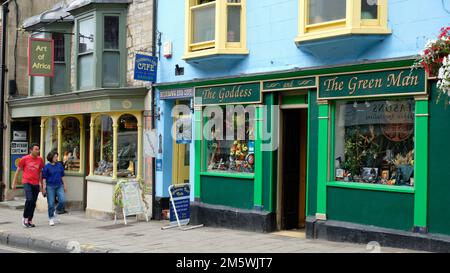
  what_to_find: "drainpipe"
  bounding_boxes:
[0,0,11,202]
[150,0,158,219]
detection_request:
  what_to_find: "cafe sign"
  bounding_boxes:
[318,68,427,100]
[263,77,316,92]
[195,82,261,106]
[28,38,54,77]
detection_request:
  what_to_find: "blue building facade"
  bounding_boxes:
[154,0,450,251]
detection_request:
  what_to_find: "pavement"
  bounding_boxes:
[0,208,424,253]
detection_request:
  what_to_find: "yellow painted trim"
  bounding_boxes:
[296,0,391,44]
[40,118,45,159]
[89,115,95,176]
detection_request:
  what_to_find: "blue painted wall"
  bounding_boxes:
[156,0,450,84]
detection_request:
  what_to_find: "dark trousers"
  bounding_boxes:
[23,183,40,221]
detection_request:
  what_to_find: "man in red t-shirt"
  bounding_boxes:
[12,143,45,228]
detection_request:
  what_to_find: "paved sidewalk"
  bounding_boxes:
[0,208,422,253]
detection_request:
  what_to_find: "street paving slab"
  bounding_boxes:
[0,208,425,253]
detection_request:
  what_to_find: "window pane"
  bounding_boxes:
[227,6,241,42]
[62,117,80,172]
[104,16,119,49]
[31,76,45,96]
[94,115,113,177]
[361,0,378,19]
[192,3,215,43]
[334,100,415,186]
[53,33,65,62]
[44,118,58,159]
[78,54,94,89]
[308,0,346,25]
[103,51,120,86]
[118,115,138,178]
[51,64,66,94]
[205,107,255,174]
[79,18,94,53]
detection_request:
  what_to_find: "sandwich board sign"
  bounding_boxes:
[162,183,203,231]
[114,180,149,225]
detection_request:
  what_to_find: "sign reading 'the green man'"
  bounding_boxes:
[195,82,261,106]
[318,68,426,99]
[28,38,54,77]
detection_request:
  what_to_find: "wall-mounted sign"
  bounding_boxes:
[156,158,163,172]
[28,38,54,77]
[195,82,261,106]
[159,88,193,100]
[318,68,427,100]
[262,77,316,92]
[134,53,158,82]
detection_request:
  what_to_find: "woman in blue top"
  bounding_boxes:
[42,150,66,226]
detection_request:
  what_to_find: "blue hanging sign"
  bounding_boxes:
[134,53,158,82]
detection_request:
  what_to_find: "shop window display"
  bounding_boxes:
[117,114,137,178]
[205,108,255,174]
[94,115,113,176]
[61,117,80,171]
[44,118,58,157]
[334,99,415,186]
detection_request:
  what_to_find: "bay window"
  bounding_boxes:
[297,0,390,44]
[185,0,248,60]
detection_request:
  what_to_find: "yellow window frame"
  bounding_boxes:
[296,0,391,44]
[184,0,248,60]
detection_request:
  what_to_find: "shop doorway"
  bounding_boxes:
[278,108,308,230]
[172,100,191,185]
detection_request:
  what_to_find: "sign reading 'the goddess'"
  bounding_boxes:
[318,68,427,100]
[195,82,261,106]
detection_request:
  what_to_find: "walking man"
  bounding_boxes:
[12,143,45,228]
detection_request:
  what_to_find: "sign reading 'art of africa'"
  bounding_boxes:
[318,68,427,99]
[28,38,54,77]
[195,82,261,106]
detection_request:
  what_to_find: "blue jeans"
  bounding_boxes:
[46,185,65,219]
[23,183,40,221]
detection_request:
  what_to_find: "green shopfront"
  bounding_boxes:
[158,59,450,251]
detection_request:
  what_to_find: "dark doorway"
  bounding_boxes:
[281,109,307,230]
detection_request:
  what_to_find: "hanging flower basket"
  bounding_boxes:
[413,27,450,102]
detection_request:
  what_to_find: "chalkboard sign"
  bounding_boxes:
[115,180,149,225]
[169,184,191,226]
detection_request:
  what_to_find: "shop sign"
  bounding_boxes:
[28,38,54,77]
[318,68,427,100]
[195,82,261,106]
[134,53,158,82]
[262,77,316,92]
[11,142,28,155]
[116,180,149,225]
[169,183,191,226]
[160,88,193,100]
[13,131,27,141]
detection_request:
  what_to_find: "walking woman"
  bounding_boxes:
[42,150,67,226]
[12,143,45,228]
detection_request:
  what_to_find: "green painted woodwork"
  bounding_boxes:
[327,187,414,231]
[254,106,263,208]
[263,77,316,91]
[74,6,127,91]
[200,172,254,179]
[200,176,254,210]
[328,181,415,194]
[281,95,307,105]
[427,82,450,236]
[316,103,329,215]
[318,68,427,99]
[307,91,318,216]
[262,93,275,212]
[194,109,202,198]
[157,60,416,91]
[413,99,429,228]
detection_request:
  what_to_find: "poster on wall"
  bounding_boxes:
[175,116,192,144]
[144,129,157,158]
[11,142,28,155]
